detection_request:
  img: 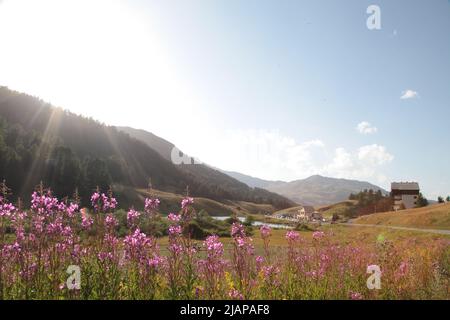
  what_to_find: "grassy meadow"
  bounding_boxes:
[0,187,448,300]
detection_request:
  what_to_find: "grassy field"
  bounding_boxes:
[155,219,450,256]
[137,189,279,217]
[318,200,357,219]
[272,200,359,220]
[353,203,450,230]
[1,189,449,300]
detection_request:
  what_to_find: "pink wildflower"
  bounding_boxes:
[350,291,363,300]
[181,197,194,210]
[167,213,181,223]
[260,225,272,239]
[286,231,300,242]
[312,231,325,240]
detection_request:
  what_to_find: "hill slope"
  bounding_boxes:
[136,188,279,217]
[222,170,285,189]
[353,203,450,230]
[118,126,175,161]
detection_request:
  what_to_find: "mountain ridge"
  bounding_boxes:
[117,126,388,207]
[225,171,388,206]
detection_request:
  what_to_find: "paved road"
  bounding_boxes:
[340,222,450,235]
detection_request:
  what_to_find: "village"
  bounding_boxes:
[271,181,422,224]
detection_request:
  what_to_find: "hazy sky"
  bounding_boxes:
[0,0,449,199]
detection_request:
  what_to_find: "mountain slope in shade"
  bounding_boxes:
[223,171,388,206]
[0,87,294,209]
[222,170,285,189]
[118,126,175,161]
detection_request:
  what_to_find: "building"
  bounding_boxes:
[296,206,315,221]
[391,182,420,210]
[311,211,324,221]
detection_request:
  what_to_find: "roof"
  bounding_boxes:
[391,182,420,191]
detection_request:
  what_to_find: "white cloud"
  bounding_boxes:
[358,144,394,165]
[356,121,378,134]
[195,129,328,181]
[187,129,394,186]
[400,89,419,100]
[323,144,394,184]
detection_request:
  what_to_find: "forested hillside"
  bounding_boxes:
[0,87,294,209]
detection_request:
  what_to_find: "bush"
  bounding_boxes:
[185,221,211,240]
[294,223,315,232]
[243,215,254,227]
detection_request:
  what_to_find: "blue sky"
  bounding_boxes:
[0,0,449,198]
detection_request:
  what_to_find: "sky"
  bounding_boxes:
[0,0,449,199]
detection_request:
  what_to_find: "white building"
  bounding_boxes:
[296,206,315,221]
[391,182,420,210]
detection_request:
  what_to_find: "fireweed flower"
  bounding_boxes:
[285,231,300,242]
[204,235,224,258]
[231,223,254,254]
[168,225,182,236]
[46,217,63,235]
[198,235,227,297]
[148,256,163,269]
[91,192,118,212]
[105,196,118,211]
[105,214,118,230]
[98,233,120,267]
[0,202,15,217]
[312,231,325,240]
[81,215,94,229]
[145,198,160,214]
[91,192,100,205]
[261,265,281,287]
[181,197,194,210]
[32,215,45,234]
[123,228,154,262]
[57,202,67,212]
[66,203,79,218]
[256,255,264,264]
[127,209,141,227]
[350,291,363,300]
[262,265,278,277]
[2,242,22,256]
[167,213,181,223]
[169,243,183,255]
[31,191,59,216]
[231,223,246,238]
[228,288,244,300]
[260,225,272,239]
[395,261,410,280]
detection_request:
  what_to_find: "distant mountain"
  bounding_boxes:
[223,171,388,206]
[118,127,388,208]
[0,87,295,209]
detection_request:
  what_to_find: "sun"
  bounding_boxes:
[0,0,200,138]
